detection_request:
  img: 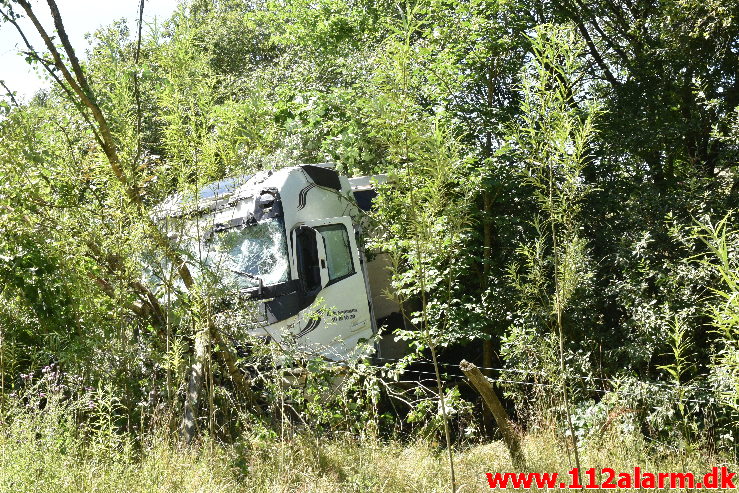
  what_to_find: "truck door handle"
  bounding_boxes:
[320,259,326,269]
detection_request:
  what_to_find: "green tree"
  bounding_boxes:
[506,23,599,468]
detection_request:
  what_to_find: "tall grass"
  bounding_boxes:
[1,362,733,491]
[0,367,729,491]
[0,395,732,493]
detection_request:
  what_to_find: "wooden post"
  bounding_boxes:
[460,360,526,469]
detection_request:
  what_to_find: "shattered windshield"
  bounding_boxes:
[207,218,289,289]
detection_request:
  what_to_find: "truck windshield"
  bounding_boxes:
[207,218,289,290]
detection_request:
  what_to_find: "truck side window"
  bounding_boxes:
[295,227,321,293]
[316,224,354,282]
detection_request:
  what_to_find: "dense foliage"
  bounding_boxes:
[1,0,739,460]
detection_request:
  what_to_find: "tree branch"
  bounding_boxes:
[16,0,131,192]
[45,0,94,100]
[0,80,19,107]
[574,19,622,87]
[0,6,94,144]
[12,0,194,287]
[8,0,258,428]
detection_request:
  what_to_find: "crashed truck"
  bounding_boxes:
[154,164,405,361]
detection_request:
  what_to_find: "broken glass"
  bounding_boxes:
[206,218,289,290]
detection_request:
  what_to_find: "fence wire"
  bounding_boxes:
[358,356,718,405]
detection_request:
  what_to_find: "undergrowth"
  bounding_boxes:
[0,397,732,493]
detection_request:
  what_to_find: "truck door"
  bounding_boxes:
[293,225,326,295]
[290,216,374,358]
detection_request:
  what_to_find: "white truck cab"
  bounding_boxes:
[155,164,401,360]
